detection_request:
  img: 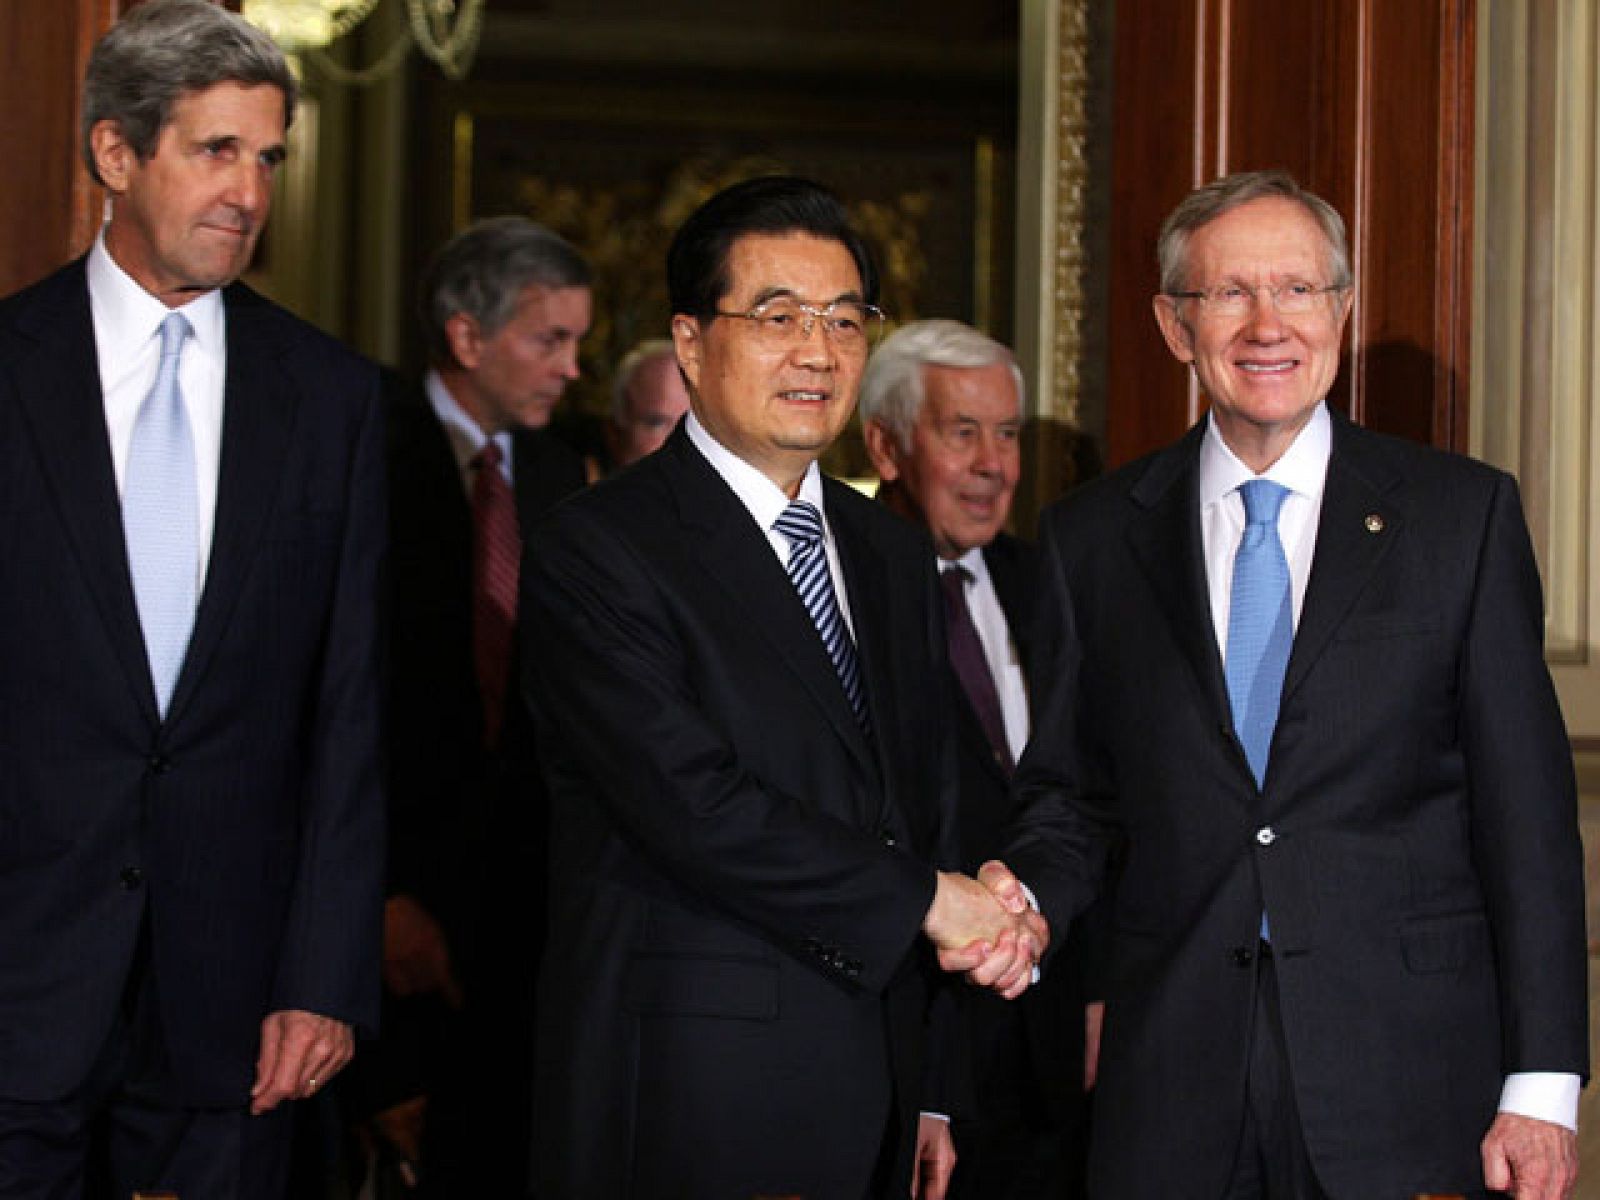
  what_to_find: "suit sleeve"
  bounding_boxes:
[1460,473,1588,1079]
[522,506,935,996]
[269,363,387,1033]
[1000,510,1119,960]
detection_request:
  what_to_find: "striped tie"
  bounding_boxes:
[773,500,870,732]
[123,312,197,716]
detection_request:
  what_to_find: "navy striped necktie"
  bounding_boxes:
[773,500,870,733]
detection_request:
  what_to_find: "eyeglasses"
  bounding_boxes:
[1165,281,1349,318]
[713,298,887,349]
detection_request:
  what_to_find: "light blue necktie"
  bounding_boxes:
[773,500,870,734]
[1226,480,1292,942]
[1224,479,1293,787]
[123,312,198,717]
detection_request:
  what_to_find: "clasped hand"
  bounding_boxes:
[922,861,1048,999]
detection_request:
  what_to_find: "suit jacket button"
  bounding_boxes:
[1255,826,1277,846]
[120,866,144,890]
[147,755,171,774]
[1230,945,1254,967]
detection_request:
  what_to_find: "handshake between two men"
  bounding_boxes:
[922,862,1043,1000]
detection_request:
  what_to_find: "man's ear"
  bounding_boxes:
[862,418,903,482]
[670,315,703,395]
[89,120,136,194]
[444,313,481,371]
[1152,294,1196,365]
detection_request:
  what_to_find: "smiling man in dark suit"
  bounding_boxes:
[522,176,1043,1199]
[981,170,1588,1199]
[368,216,589,1194]
[0,2,385,1197]
[861,319,1099,1200]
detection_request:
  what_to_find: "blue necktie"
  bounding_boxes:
[773,500,870,733]
[1225,479,1293,788]
[123,312,198,717]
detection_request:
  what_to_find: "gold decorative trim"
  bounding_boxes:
[1052,0,1090,425]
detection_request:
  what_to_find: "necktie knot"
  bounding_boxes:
[158,311,191,361]
[941,564,973,592]
[475,440,504,473]
[773,499,824,551]
[1239,478,1289,527]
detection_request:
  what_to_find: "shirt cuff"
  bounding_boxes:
[919,1111,951,1123]
[1018,879,1042,985]
[1498,1072,1581,1132]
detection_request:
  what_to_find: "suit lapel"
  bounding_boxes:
[661,433,875,777]
[166,285,298,722]
[1282,417,1404,701]
[1126,425,1233,722]
[11,261,160,721]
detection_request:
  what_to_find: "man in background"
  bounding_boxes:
[862,319,1098,1200]
[603,337,692,472]
[0,2,385,1195]
[370,216,589,1194]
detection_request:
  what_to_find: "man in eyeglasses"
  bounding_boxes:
[978,169,1587,1199]
[521,176,1043,1199]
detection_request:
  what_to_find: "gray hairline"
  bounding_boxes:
[420,217,592,366]
[80,0,296,187]
[1156,169,1352,296]
[858,319,1025,451]
[610,339,678,422]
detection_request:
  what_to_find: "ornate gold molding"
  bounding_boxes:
[1051,0,1091,425]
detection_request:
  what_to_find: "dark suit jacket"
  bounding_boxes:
[950,537,1093,1141]
[522,426,960,1198]
[369,379,583,1123]
[1004,411,1588,1198]
[383,378,585,970]
[0,259,386,1106]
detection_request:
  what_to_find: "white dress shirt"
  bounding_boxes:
[1199,401,1577,1132]
[685,411,856,635]
[941,545,1029,760]
[426,369,514,495]
[88,231,225,589]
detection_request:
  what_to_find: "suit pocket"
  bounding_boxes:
[623,954,778,1021]
[1400,909,1490,974]
[1335,610,1441,641]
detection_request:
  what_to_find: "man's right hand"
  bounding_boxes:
[922,869,1048,999]
[383,894,463,1006]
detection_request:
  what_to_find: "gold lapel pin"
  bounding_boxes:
[1364,513,1385,534]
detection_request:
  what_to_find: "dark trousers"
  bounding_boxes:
[0,930,293,1200]
[1222,946,1329,1200]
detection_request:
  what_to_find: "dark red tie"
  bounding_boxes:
[472,442,520,746]
[941,565,1013,775]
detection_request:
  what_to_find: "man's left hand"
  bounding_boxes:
[1481,1111,1578,1200]
[250,1009,354,1114]
[912,1114,956,1200]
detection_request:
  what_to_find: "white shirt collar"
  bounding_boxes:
[684,409,827,532]
[425,368,513,479]
[87,229,224,392]
[1198,401,1332,507]
[941,544,990,583]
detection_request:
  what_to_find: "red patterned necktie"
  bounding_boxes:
[472,441,520,745]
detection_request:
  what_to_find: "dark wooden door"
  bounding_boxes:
[1104,0,1474,465]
